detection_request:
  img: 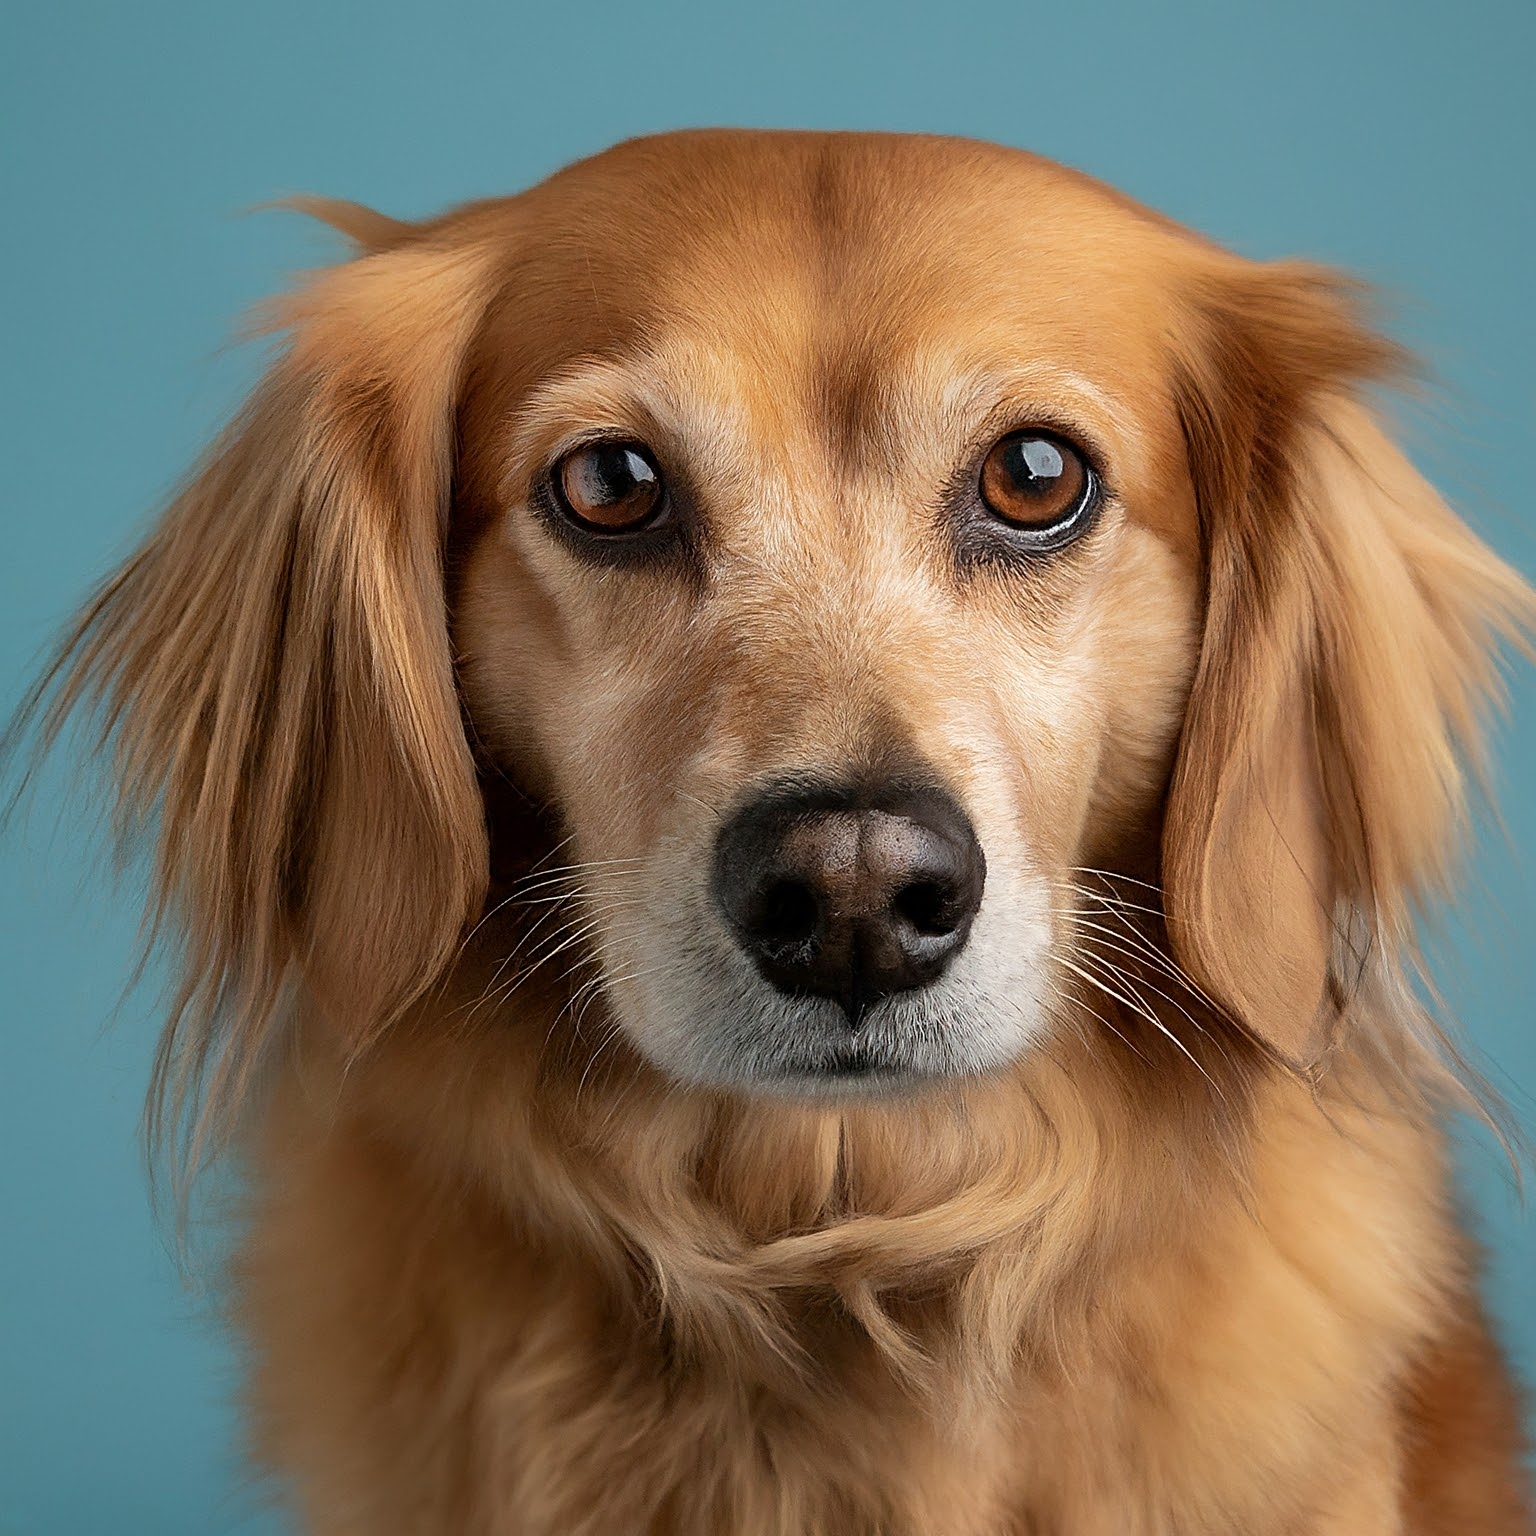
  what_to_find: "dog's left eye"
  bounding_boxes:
[552,442,668,533]
[977,431,1097,548]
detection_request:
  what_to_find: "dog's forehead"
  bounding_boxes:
[509,131,1186,384]
[465,133,1199,537]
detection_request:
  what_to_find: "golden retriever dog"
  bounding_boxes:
[23,130,1536,1532]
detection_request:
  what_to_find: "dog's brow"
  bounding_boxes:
[918,357,1149,480]
[499,348,1148,506]
[498,348,758,498]
[500,361,662,477]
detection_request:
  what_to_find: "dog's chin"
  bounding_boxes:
[647,1041,992,1101]
[716,1041,958,1100]
[612,984,1042,1102]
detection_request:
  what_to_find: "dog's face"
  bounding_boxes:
[450,140,1209,1092]
[49,131,1526,1152]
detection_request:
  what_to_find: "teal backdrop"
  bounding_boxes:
[2,2,1532,1530]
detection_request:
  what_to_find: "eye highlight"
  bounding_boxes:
[552,441,667,533]
[977,431,1097,549]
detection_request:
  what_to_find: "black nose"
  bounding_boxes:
[711,782,985,1026]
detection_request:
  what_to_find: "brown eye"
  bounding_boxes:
[978,431,1095,544]
[553,441,666,532]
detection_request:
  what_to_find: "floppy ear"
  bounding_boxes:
[30,230,499,1170]
[1163,263,1532,1070]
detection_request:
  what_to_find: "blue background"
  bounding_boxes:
[2,2,1532,1530]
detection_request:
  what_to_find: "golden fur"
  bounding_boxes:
[20,130,1536,1533]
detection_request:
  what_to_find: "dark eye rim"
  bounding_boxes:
[946,427,1105,565]
[531,437,700,572]
[972,428,1103,554]
[547,438,673,537]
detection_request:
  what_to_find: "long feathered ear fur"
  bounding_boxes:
[15,227,499,1190]
[1165,260,1534,1075]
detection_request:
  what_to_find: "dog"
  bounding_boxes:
[24,129,1535,1532]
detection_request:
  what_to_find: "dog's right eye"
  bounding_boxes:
[551,442,668,533]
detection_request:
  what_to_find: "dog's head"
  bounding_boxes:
[34,132,1530,1152]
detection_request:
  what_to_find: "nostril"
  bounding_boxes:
[892,879,962,938]
[755,879,820,947]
